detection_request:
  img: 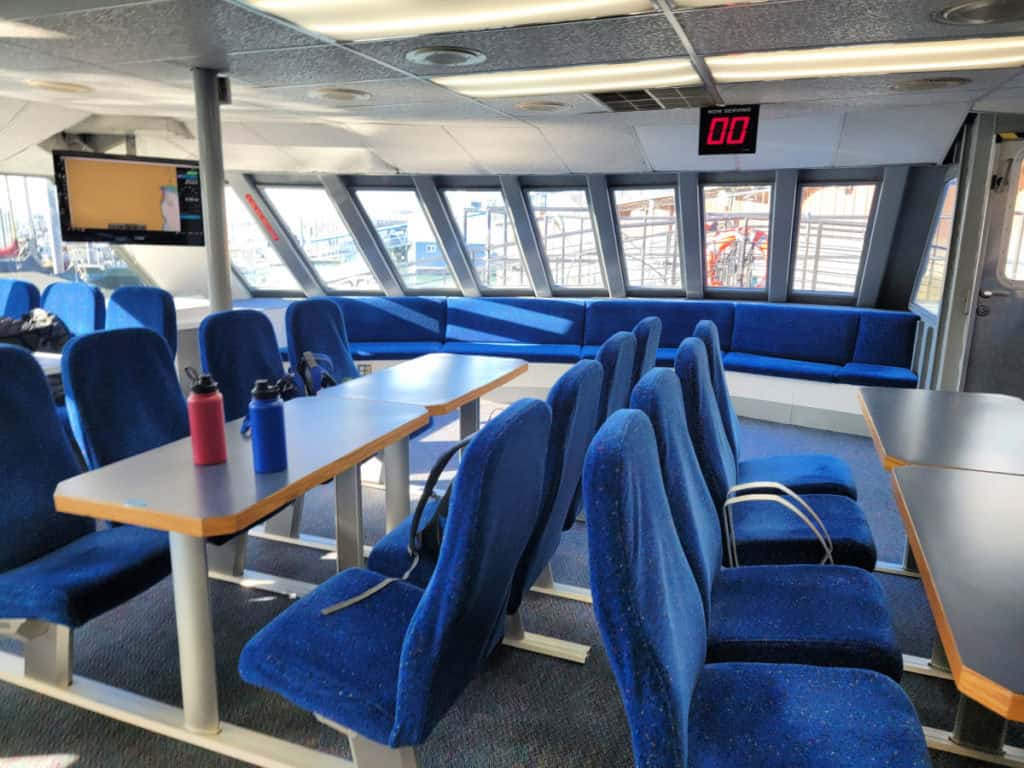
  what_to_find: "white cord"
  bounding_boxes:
[727,481,833,557]
[722,493,834,565]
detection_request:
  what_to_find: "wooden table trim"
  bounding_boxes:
[891,472,1024,721]
[857,390,904,472]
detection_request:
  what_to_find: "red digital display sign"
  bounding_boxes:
[699,104,759,155]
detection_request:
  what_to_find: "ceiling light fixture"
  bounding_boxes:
[707,36,1024,82]
[405,46,487,67]
[516,100,570,112]
[309,86,372,103]
[0,20,67,39]
[24,80,94,94]
[245,0,651,41]
[434,58,699,98]
[936,0,1024,24]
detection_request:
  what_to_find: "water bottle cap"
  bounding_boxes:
[190,373,219,395]
[251,379,281,400]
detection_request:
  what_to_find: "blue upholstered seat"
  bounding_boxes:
[596,331,637,422]
[366,501,441,589]
[723,351,841,382]
[675,338,876,569]
[349,340,443,360]
[582,409,928,768]
[692,321,741,455]
[0,345,169,628]
[837,362,919,387]
[443,341,581,363]
[105,286,178,356]
[630,316,661,387]
[40,282,105,335]
[0,278,39,317]
[285,297,360,386]
[240,399,551,748]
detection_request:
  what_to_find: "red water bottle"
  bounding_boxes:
[187,372,228,465]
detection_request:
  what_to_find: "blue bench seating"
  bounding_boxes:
[314,296,918,388]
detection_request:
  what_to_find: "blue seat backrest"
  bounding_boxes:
[584,409,706,768]
[675,338,737,511]
[631,369,723,618]
[730,302,860,365]
[596,331,638,421]
[106,286,178,356]
[852,310,918,368]
[445,297,586,345]
[286,298,359,382]
[584,299,735,351]
[41,282,106,336]
[509,360,603,613]
[63,329,188,469]
[0,345,92,572]
[200,310,285,422]
[0,278,40,317]
[693,319,740,456]
[393,399,551,744]
[332,297,446,343]
[631,316,662,385]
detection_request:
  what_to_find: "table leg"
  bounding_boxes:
[169,532,220,735]
[382,437,411,533]
[460,399,480,441]
[952,696,1009,755]
[929,637,951,673]
[334,465,363,572]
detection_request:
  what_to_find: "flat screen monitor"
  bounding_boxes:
[53,150,205,246]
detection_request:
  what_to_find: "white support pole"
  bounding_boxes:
[335,466,364,571]
[23,622,72,687]
[193,67,232,313]
[382,438,411,532]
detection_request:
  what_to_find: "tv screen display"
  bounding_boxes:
[53,150,205,246]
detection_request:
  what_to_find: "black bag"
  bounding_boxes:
[0,308,72,353]
[296,350,339,396]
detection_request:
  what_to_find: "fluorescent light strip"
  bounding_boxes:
[708,36,1024,82]
[435,58,698,98]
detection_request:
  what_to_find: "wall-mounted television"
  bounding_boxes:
[53,150,205,246]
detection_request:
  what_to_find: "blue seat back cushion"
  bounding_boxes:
[0,279,40,317]
[631,316,662,385]
[730,303,859,365]
[200,310,285,421]
[584,410,706,768]
[509,361,603,612]
[675,338,737,510]
[392,399,551,745]
[597,331,638,421]
[584,299,735,350]
[852,311,918,368]
[63,328,188,469]
[630,369,724,618]
[41,282,106,336]
[0,345,92,572]
[286,298,359,382]
[105,286,177,355]
[332,297,445,343]
[694,319,740,456]
[445,297,585,345]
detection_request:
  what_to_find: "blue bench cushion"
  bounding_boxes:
[239,567,424,746]
[708,565,902,680]
[732,493,877,570]
[725,351,841,382]
[0,525,169,627]
[731,303,860,366]
[333,297,446,343]
[443,341,580,363]
[853,310,917,368]
[838,362,918,388]
[738,454,857,499]
[584,299,735,351]
[350,341,444,360]
[690,663,930,768]
[446,297,585,346]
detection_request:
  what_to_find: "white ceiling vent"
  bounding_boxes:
[591,86,713,112]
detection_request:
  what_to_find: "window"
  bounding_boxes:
[527,188,604,289]
[613,187,680,289]
[913,178,959,316]
[225,187,301,292]
[1002,168,1024,283]
[354,189,456,291]
[0,174,145,295]
[444,189,528,290]
[702,184,771,289]
[262,186,379,292]
[791,184,877,294]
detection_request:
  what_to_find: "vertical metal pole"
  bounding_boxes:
[382,437,411,532]
[193,68,232,313]
[952,696,1009,755]
[334,466,364,571]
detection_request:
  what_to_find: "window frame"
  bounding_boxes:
[611,184,685,296]
[910,175,960,321]
[699,181,774,297]
[995,153,1024,288]
[223,185,305,298]
[524,186,608,296]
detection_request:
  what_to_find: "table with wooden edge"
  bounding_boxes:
[42,395,427,766]
[892,466,1024,767]
[320,353,529,531]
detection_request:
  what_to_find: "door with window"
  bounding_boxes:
[964,139,1024,396]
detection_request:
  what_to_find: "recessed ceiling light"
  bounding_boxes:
[707,36,1024,82]
[309,86,372,103]
[434,58,699,99]
[516,100,570,112]
[888,76,973,92]
[936,0,1024,24]
[24,80,94,94]
[406,46,487,67]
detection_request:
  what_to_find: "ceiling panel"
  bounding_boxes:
[681,0,1024,55]
[343,123,485,174]
[537,121,650,172]
[282,146,394,174]
[835,103,968,165]
[487,93,609,120]
[330,100,502,123]
[737,111,842,169]
[445,122,567,174]
[0,99,89,160]
[350,13,682,77]
[244,121,366,148]
[227,45,402,87]
[259,78,469,110]
[635,121,739,171]
[1,1,148,19]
